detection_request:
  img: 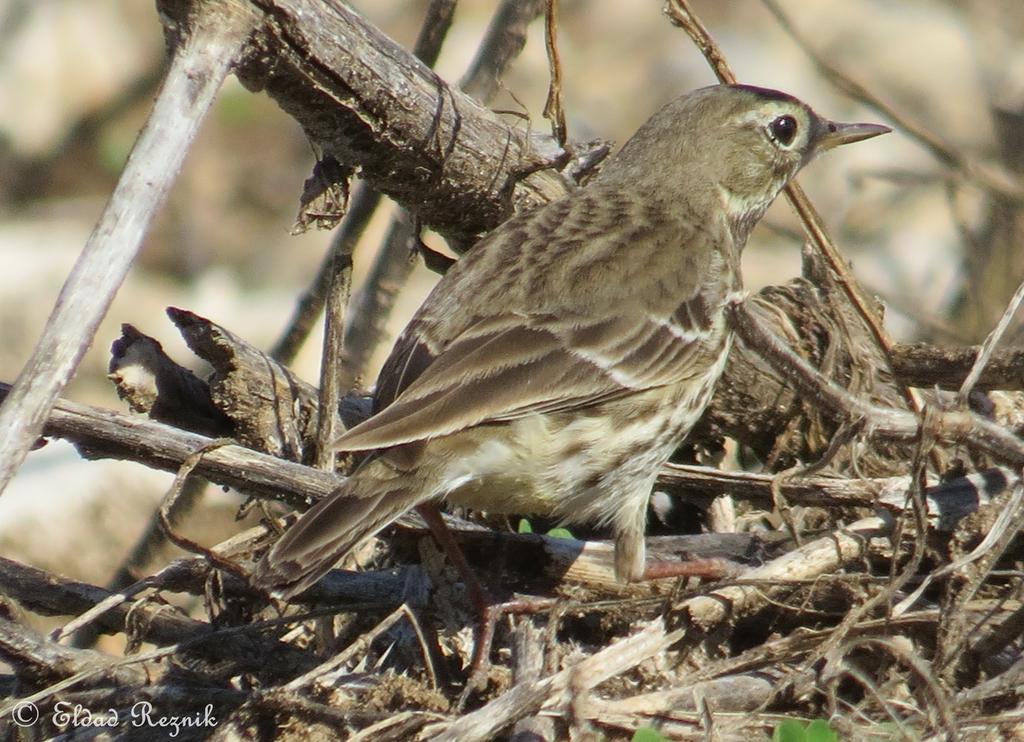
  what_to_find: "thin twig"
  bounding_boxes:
[340,213,417,389]
[156,438,250,581]
[70,474,208,649]
[726,299,1024,466]
[760,0,1024,205]
[899,473,1024,617]
[412,0,459,66]
[280,604,408,692]
[935,474,1024,677]
[542,0,567,147]
[956,277,1024,405]
[429,620,684,742]
[314,244,352,468]
[1,604,378,717]
[662,1,732,82]
[459,0,546,102]
[270,182,381,365]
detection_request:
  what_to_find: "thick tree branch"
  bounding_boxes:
[175,0,575,249]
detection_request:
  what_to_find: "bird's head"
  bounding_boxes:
[595,84,890,243]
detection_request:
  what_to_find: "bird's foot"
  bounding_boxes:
[459,593,558,710]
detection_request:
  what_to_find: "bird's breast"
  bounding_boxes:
[437,333,732,525]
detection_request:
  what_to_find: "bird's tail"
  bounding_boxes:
[253,457,415,599]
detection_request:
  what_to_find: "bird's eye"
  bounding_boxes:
[768,115,798,146]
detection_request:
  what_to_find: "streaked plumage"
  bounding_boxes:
[255,84,889,597]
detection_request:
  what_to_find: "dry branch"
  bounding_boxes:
[0,557,311,675]
[196,0,573,249]
[0,617,147,690]
[581,672,774,725]
[108,324,231,437]
[430,514,889,740]
[6,381,336,509]
[169,307,322,462]
[728,299,1024,467]
[893,342,1024,391]
[4,371,1009,543]
[430,620,682,742]
[0,0,258,496]
[5,1,1024,737]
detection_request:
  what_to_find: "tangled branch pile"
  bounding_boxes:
[2,1,1024,740]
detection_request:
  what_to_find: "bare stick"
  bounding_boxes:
[728,298,1024,466]
[412,0,459,68]
[314,245,352,469]
[431,515,888,741]
[429,620,684,742]
[956,277,1024,404]
[340,214,417,389]
[212,0,572,245]
[0,557,311,674]
[2,381,342,508]
[542,0,567,146]
[270,182,381,365]
[280,604,408,692]
[892,342,1024,391]
[0,1,257,495]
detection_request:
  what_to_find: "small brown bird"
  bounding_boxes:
[256,84,889,597]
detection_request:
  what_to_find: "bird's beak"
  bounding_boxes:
[816,120,891,151]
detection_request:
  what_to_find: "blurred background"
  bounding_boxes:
[1,0,1022,612]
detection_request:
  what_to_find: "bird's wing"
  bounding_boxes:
[334,299,718,452]
[334,182,730,453]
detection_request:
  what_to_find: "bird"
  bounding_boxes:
[255,83,890,598]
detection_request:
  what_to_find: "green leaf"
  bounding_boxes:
[546,527,575,539]
[631,727,668,742]
[517,518,533,534]
[805,719,838,742]
[773,719,808,742]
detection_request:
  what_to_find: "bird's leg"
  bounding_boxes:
[414,504,555,689]
[618,511,741,582]
[416,504,490,609]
